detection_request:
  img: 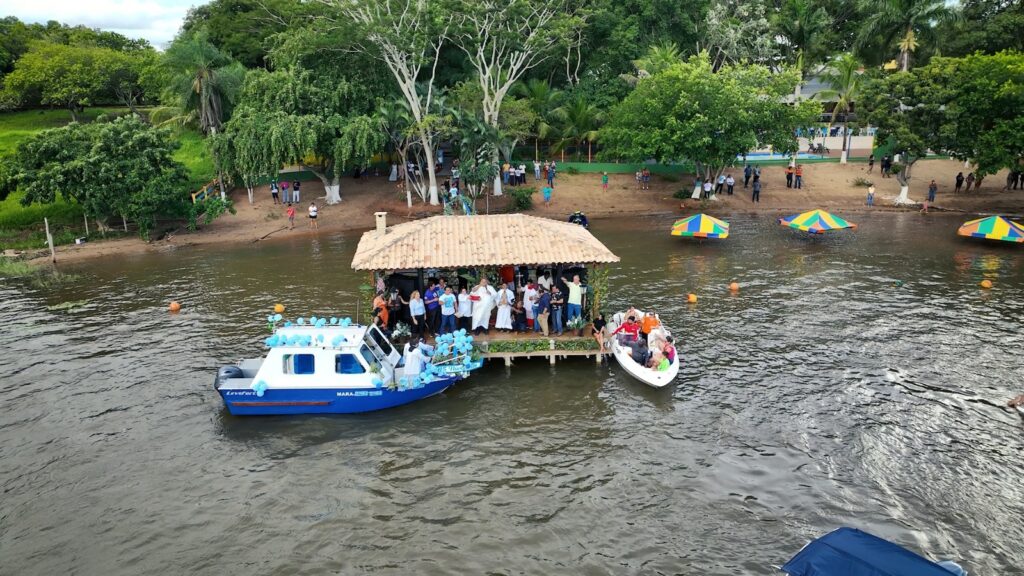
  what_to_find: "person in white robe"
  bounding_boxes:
[522,281,538,323]
[470,278,497,335]
[494,282,515,331]
[402,338,429,379]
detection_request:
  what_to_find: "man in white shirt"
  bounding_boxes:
[537,271,552,291]
[456,287,473,332]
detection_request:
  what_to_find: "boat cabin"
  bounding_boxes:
[250,324,401,389]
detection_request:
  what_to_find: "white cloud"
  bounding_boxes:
[0,0,204,47]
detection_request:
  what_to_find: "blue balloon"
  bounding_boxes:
[284,321,293,327]
[330,317,338,325]
[317,334,324,342]
[267,315,274,322]
[274,314,283,322]
[297,317,306,325]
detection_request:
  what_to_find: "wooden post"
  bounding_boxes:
[44,217,56,264]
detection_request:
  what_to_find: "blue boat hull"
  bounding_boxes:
[218,376,459,415]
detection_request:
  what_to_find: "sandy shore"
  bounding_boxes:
[25,158,1024,266]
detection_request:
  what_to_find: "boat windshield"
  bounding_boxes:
[365,325,395,356]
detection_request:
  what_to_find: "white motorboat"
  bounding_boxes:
[606,310,679,388]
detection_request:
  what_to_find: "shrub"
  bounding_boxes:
[673,188,690,199]
[851,177,874,187]
[508,187,534,212]
[566,166,580,175]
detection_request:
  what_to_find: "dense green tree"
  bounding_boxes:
[813,53,864,163]
[181,0,296,68]
[3,43,114,121]
[5,116,194,238]
[600,54,819,189]
[774,0,833,100]
[941,0,1024,57]
[215,68,384,204]
[926,53,1024,179]
[859,69,944,201]
[703,0,779,70]
[856,0,960,71]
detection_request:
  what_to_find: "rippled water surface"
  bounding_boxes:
[2,213,1024,575]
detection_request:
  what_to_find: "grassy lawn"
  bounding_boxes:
[0,107,214,250]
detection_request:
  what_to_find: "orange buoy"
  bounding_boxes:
[168,301,181,312]
[274,303,285,313]
[687,293,698,304]
[729,282,740,292]
[980,279,993,289]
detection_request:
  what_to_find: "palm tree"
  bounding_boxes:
[550,98,605,163]
[161,30,245,135]
[856,0,959,71]
[774,0,832,99]
[620,42,682,86]
[814,53,863,163]
[514,79,562,160]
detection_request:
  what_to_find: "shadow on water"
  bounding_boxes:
[1,212,1023,575]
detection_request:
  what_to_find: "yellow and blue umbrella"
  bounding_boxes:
[956,215,1024,243]
[671,213,730,239]
[779,209,857,234]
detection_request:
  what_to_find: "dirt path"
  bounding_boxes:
[26,159,1024,266]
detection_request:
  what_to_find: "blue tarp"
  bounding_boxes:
[782,528,958,576]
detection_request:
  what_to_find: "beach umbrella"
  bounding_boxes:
[779,209,857,234]
[956,215,1024,243]
[670,213,730,239]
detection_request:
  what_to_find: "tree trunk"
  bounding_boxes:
[840,119,849,164]
[491,148,503,197]
[122,214,128,232]
[324,176,341,204]
[894,162,914,204]
[246,186,254,205]
[83,213,90,236]
[68,104,79,123]
[535,138,539,162]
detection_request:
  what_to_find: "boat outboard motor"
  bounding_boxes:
[215,365,244,389]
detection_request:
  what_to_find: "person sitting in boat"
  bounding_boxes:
[661,335,676,364]
[640,311,661,343]
[612,315,641,343]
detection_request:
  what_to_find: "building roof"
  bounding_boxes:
[351,214,620,271]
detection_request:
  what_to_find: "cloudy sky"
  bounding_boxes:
[0,0,201,47]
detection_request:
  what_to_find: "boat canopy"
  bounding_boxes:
[782,528,961,576]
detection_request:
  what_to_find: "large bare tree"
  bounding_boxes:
[450,0,580,195]
[322,0,448,205]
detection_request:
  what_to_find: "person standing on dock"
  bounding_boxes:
[470,278,497,335]
[405,290,426,337]
[549,285,565,336]
[538,271,552,292]
[439,286,457,335]
[523,279,539,332]
[495,282,515,332]
[424,281,441,336]
[535,288,551,336]
[456,287,473,333]
[562,274,584,323]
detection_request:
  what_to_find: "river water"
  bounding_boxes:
[2,212,1023,575]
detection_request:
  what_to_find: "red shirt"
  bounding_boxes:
[286,207,295,218]
[613,321,640,337]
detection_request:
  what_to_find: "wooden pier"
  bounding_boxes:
[475,331,603,366]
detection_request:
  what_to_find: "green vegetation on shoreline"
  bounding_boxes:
[0,108,214,250]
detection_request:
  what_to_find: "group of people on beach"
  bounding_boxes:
[503,160,558,188]
[371,271,589,341]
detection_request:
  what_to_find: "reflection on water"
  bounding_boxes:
[1,212,1023,575]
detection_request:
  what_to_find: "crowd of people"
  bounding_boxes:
[370,271,589,341]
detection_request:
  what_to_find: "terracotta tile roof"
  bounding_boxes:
[351,214,619,271]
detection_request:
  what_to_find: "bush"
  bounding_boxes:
[673,188,690,199]
[566,166,580,175]
[851,177,874,187]
[508,187,534,212]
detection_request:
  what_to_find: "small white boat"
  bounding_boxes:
[607,310,679,388]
